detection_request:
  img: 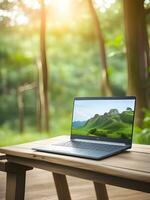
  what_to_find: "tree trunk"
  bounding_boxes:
[17,83,37,133]
[87,0,112,96]
[40,0,49,132]
[36,60,43,132]
[17,90,24,133]
[123,0,149,125]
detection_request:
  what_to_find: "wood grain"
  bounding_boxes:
[94,182,109,200]
[53,173,71,200]
[6,155,150,193]
[6,169,26,200]
[0,136,149,184]
[1,169,150,200]
[0,155,33,200]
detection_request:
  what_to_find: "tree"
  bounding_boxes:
[87,0,112,96]
[17,83,36,133]
[123,0,150,125]
[40,0,49,132]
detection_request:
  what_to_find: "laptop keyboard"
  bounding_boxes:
[54,141,125,152]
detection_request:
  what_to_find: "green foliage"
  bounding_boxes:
[133,109,150,144]
[0,128,48,147]
[88,128,97,134]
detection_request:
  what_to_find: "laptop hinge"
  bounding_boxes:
[71,138,127,146]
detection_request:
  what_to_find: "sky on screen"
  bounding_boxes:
[73,99,135,121]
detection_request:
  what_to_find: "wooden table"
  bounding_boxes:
[0,135,150,200]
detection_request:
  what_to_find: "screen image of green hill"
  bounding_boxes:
[72,108,134,139]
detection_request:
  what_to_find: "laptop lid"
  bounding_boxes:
[71,96,136,145]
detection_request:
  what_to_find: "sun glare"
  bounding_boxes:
[94,0,116,12]
[0,0,116,26]
[52,0,72,23]
[15,14,29,25]
[23,0,73,25]
[23,0,40,10]
[55,0,70,14]
[0,4,29,26]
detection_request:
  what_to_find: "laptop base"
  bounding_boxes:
[33,144,130,160]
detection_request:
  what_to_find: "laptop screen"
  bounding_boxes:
[71,97,136,144]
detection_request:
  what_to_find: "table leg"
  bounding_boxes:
[5,162,32,200]
[93,182,109,200]
[6,170,26,200]
[53,172,71,200]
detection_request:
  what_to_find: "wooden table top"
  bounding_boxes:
[0,135,150,183]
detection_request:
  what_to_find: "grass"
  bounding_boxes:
[0,128,69,147]
[0,116,71,147]
[0,127,150,146]
[72,121,133,139]
[72,110,134,140]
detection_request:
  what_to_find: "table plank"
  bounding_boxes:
[0,136,150,183]
[131,144,150,154]
[101,151,150,172]
[6,155,150,193]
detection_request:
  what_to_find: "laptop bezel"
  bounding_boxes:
[71,96,136,146]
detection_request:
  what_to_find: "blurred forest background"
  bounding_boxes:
[0,0,150,146]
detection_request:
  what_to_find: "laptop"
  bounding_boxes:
[34,96,136,160]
